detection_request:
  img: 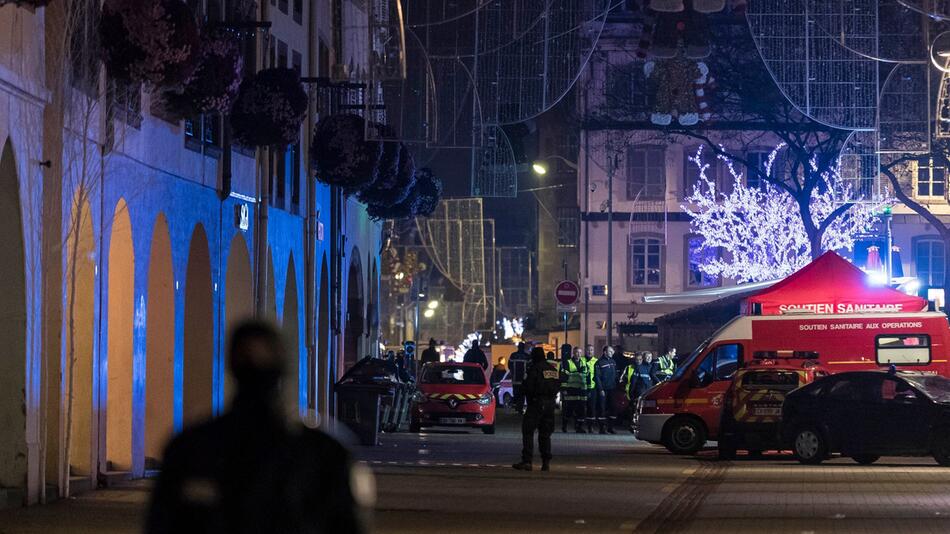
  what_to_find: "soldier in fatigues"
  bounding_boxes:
[512,347,561,472]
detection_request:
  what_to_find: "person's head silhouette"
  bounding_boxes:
[228,320,287,400]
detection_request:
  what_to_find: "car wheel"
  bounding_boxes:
[851,454,880,465]
[932,429,950,466]
[792,427,826,465]
[482,425,496,435]
[409,421,421,433]
[663,418,706,455]
[502,393,512,406]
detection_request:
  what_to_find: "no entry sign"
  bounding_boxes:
[555,280,580,307]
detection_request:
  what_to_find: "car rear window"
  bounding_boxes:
[422,366,486,385]
[741,371,800,390]
[876,334,931,366]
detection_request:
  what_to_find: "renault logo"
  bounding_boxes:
[447,399,459,409]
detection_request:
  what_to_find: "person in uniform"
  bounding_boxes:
[560,346,588,433]
[146,321,370,534]
[656,350,676,382]
[594,346,618,434]
[582,344,598,432]
[508,342,531,413]
[512,347,561,472]
[420,338,440,366]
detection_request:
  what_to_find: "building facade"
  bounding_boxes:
[0,0,382,506]
[577,5,950,355]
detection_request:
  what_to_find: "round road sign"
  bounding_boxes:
[555,280,580,306]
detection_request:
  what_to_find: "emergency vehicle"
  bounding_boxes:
[717,358,827,459]
[635,252,948,454]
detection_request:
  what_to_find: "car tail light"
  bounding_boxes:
[476,393,493,405]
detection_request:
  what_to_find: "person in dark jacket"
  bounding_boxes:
[508,342,531,412]
[146,321,370,534]
[420,338,440,366]
[513,347,561,471]
[463,341,489,371]
[594,346,618,434]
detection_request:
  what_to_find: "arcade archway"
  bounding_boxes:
[0,140,27,489]
[224,233,252,402]
[182,225,213,426]
[317,254,330,423]
[105,199,134,471]
[145,214,174,467]
[343,252,364,373]
[281,255,300,421]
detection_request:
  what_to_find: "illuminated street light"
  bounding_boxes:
[532,162,548,175]
[423,308,435,319]
[427,300,439,310]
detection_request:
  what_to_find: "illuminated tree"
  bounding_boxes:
[683,146,888,283]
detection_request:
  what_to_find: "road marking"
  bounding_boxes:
[633,461,728,534]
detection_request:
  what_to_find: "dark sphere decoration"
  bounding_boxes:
[100,0,199,87]
[163,30,243,117]
[312,113,382,194]
[357,140,416,207]
[411,167,443,217]
[366,195,415,221]
[230,67,308,148]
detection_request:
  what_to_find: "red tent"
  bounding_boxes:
[742,251,926,315]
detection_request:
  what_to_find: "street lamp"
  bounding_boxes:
[532,155,579,175]
[427,299,439,310]
[423,308,435,319]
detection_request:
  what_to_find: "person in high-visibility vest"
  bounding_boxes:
[559,346,588,433]
[581,344,598,433]
[656,350,676,382]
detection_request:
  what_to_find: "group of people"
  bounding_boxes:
[510,341,676,471]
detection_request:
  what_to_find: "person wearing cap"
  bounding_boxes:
[513,347,561,472]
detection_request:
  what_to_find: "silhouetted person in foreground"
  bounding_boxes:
[146,320,371,534]
[512,347,561,472]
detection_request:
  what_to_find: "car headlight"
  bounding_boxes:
[476,393,493,405]
[412,391,427,404]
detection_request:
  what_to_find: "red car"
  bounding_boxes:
[410,362,496,434]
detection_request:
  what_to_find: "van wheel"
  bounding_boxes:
[792,427,826,465]
[851,454,880,465]
[932,429,950,466]
[664,418,706,455]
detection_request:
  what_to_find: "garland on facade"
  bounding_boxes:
[230,67,308,147]
[163,30,243,117]
[312,113,382,194]
[100,0,199,87]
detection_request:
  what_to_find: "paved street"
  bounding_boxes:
[3,411,950,533]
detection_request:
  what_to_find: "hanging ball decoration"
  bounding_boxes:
[163,30,244,117]
[230,67,308,148]
[312,113,382,194]
[358,140,417,207]
[100,0,199,87]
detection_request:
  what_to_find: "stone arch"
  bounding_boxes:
[105,199,134,471]
[145,213,174,468]
[182,224,213,426]
[224,233,252,403]
[65,192,96,479]
[316,254,330,423]
[281,254,300,421]
[265,248,277,320]
[0,140,27,490]
[343,250,364,372]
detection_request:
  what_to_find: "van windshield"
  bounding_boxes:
[671,341,708,381]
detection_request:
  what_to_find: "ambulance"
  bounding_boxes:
[635,252,950,454]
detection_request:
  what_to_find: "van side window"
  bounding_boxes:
[695,344,742,385]
[875,334,931,366]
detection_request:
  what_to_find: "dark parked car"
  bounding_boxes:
[782,370,950,465]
